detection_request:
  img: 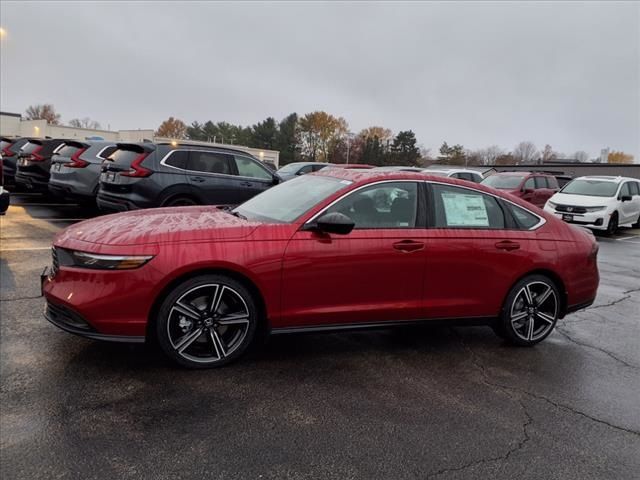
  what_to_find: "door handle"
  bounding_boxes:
[495,240,520,251]
[240,181,253,187]
[190,176,205,183]
[392,240,424,253]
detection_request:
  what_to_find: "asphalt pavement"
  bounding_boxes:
[1,191,639,480]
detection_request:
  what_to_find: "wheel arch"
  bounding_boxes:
[158,184,200,207]
[508,268,569,318]
[146,266,270,341]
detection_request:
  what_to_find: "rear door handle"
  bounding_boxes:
[190,176,205,183]
[393,240,424,253]
[495,240,520,251]
[240,181,253,187]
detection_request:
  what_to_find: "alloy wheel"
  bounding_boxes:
[167,283,251,364]
[509,281,558,342]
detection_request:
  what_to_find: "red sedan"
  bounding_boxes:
[43,169,600,368]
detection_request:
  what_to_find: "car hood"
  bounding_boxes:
[549,192,612,207]
[55,206,260,246]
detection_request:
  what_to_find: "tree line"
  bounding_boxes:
[20,104,635,165]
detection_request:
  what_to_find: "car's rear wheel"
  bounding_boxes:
[163,196,198,207]
[498,275,559,346]
[156,275,258,368]
[606,212,619,236]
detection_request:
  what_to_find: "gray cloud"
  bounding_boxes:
[1,1,638,159]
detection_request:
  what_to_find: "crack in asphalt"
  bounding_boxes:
[555,327,638,369]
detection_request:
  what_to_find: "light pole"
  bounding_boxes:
[345,131,354,164]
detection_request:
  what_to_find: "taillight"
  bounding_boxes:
[66,148,89,168]
[1,147,14,157]
[30,146,45,162]
[120,152,151,177]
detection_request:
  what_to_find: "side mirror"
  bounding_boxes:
[620,195,632,202]
[272,174,281,185]
[311,212,355,235]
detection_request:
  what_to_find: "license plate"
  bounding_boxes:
[18,158,29,166]
[102,172,116,182]
[54,163,62,171]
[562,214,573,222]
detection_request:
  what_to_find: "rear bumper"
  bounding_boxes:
[48,182,96,201]
[96,193,140,212]
[15,171,49,190]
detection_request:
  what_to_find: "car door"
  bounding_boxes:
[423,183,539,319]
[186,150,243,205]
[280,181,427,327]
[521,177,537,205]
[618,182,638,224]
[534,176,552,207]
[629,182,640,222]
[232,154,275,203]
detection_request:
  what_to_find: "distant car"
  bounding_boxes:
[544,176,640,234]
[0,157,10,215]
[422,168,484,183]
[337,164,374,170]
[276,162,332,181]
[49,140,118,201]
[1,137,32,183]
[15,138,66,191]
[374,166,424,172]
[481,171,559,208]
[97,140,281,211]
[554,175,573,188]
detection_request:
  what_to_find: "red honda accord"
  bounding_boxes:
[42,169,599,368]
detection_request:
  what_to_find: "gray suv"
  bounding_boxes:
[49,140,117,201]
[97,140,281,211]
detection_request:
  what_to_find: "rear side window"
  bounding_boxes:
[164,151,189,170]
[298,165,313,174]
[534,177,546,189]
[108,149,142,166]
[547,176,559,189]
[0,140,11,151]
[96,146,118,159]
[432,184,505,229]
[523,178,535,190]
[630,182,640,196]
[20,141,42,154]
[55,145,83,158]
[189,151,232,175]
[234,155,272,180]
[313,164,328,172]
[506,203,540,229]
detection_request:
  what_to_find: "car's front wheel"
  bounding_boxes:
[497,275,560,346]
[156,275,258,368]
[606,212,619,236]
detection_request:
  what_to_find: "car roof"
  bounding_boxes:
[574,175,635,183]
[152,139,256,156]
[425,168,480,174]
[315,167,479,185]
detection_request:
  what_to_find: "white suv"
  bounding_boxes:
[422,168,484,183]
[544,176,640,234]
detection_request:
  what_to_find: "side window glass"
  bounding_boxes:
[97,146,118,159]
[506,203,540,229]
[534,177,546,189]
[298,165,313,174]
[432,184,505,229]
[234,156,272,180]
[524,178,535,190]
[547,176,559,189]
[620,182,631,197]
[631,182,640,196]
[164,150,189,170]
[189,151,232,175]
[472,174,482,183]
[326,182,418,229]
[312,164,327,172]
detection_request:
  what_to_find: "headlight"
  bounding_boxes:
[57,248,153,270]
[584,206,606,212]
[547,201,557,209]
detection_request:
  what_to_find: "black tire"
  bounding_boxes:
[497,274,560,347]
[163,196,198,207]
[606,212,619,236]
[156,274,259,368]
[491,322,507,339]
[632,214,640,229]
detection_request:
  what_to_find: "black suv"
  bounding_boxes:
[1,137,33,183]
[15,138,66,191]
[97,140,281,211]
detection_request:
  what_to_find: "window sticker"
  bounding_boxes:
[442,193,489,227]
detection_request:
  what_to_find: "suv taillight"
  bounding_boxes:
[120,152,151,177]
[66,148,89,168]
[1,146,14,157]
[29,146,45,162]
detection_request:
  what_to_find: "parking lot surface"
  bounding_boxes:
[1,192,639,480]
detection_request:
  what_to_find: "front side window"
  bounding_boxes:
[534,177,547,189]
[432,184,505,229]
[524,178,536,190]
[234,155,272,180]
[189,151,232,175]
[619,182,631,198]
[325,182,418,229]
[298,165,314,174]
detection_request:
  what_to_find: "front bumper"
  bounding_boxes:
[544,207,609,231]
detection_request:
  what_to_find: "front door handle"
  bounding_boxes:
[495,240,520,251]
[240,181,253,187]
[190,176,205,183]
[393,240,424,253]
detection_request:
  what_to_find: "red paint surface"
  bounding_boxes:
[44,171,599,337]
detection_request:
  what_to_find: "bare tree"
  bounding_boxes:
[156,117,187,139]
[476,145,504,165]
[573,151,590,162]
[513,141,539,164]
[69,117,102,130]
[24,104,61,125]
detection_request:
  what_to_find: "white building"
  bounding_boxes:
[0,112,279,166]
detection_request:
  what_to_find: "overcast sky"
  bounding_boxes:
[1,1,638,160]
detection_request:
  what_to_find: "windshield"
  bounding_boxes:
[560,179,619,197]
[277,163,304,175]
[481,175,524,189]
[235,174,351,223]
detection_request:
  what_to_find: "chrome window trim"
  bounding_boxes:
[305,179,546,231]
[95,145,117,160]
[305,179,419,226]
[159,149,273,182]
